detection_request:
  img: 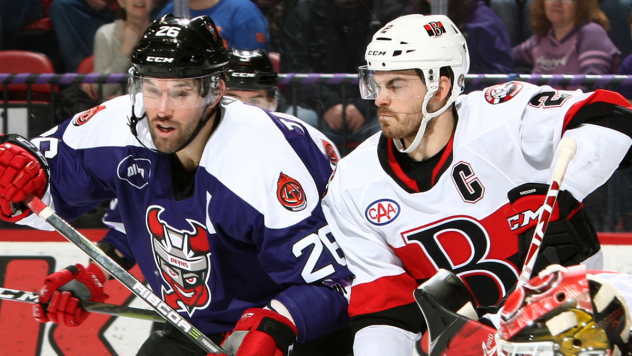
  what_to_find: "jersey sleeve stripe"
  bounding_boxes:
[349,272,419,318]
[562,89,632,134]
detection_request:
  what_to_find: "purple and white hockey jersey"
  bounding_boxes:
[19,96,352,342]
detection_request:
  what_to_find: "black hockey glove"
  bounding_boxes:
[506,183,601,276]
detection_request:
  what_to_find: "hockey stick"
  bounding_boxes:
[23,196,227,354]
[0,286,165,322]
[515,137,578,289]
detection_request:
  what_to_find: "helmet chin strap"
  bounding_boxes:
[394,87,453,154]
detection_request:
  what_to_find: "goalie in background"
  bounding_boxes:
[321,13,632,356]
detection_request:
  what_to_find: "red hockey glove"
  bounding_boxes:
[0,134,49,222]
[33,263,109,327]
[208,308,298,356]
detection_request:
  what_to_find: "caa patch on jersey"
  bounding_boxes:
[484,82,523,105]
[277,172,307,212]
[365,199,400,226]
[72,105,106,126]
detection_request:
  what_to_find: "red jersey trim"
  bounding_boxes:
[431,133,455,185]
[562,89,632,133]
[387,139,420,192]
[349,272,419,318]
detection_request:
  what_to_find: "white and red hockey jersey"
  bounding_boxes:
[322,81,632,354]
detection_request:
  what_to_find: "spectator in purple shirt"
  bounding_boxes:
[512,0,620,76]
[616,10,632,101]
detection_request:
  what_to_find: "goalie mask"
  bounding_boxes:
[128,14,228,152]
[359,14,469,153]
[497,264,632,356]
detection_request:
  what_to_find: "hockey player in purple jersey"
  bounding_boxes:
[0,14,353,356]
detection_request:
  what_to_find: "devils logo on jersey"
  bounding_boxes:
[72,105,105,126]
[277,172,307,211]
[146,206,211,317]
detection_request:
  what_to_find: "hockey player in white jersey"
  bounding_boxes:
[321,13,632,356]
[0,14,353,356]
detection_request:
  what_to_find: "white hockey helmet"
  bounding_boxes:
[359,14,469,153]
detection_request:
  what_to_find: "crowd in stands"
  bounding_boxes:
[2,0,631,96]
[2,0,632,231]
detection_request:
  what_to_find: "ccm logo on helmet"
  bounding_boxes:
[365,199,400,226]
[368,51,386,56]
[231,73,256,77]
[146,56,174,63]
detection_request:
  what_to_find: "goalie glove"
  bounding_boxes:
[0,134,49,222]
[33,263,109,327]
[208,308,298,356]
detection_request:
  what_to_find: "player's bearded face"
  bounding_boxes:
[374,70,426,140]
[142,78,209,154]
[378,102,424,139]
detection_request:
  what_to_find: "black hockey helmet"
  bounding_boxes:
[224,48,278,90]
[131,14,228,78]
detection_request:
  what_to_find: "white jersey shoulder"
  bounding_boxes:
[58,95,142,149]
[273,111,341,167]
[200,100,324,229]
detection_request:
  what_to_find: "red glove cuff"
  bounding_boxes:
[231,308,297,356]
[85,263,107,285]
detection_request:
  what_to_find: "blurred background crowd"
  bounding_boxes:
[1,0,632,232]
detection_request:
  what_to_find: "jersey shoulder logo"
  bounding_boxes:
[277,172,307,212]
[365,199,400,226]
[321,139,339,165]
[72,105,106,126]
[484,82,523,105]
